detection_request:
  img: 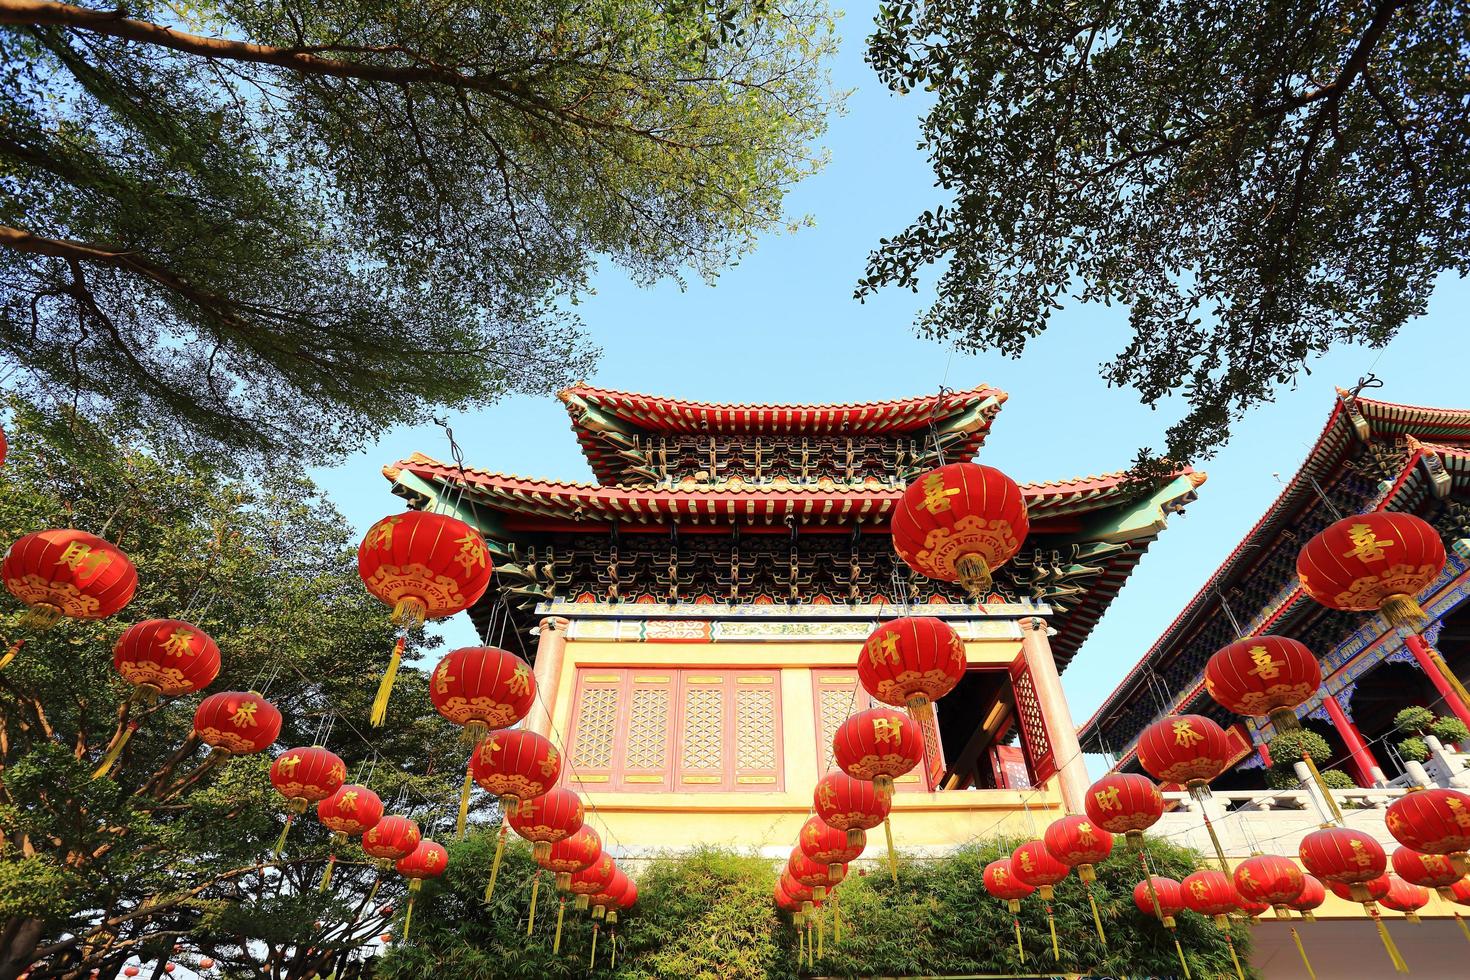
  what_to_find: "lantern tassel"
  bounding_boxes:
[91,721,139,779]
[366,877,381,908]
[589,922,599,970]
[319,853,336,892]
[1420,639,1470,721]
[553,896,566,955]
[1227,932,1247,980]
[0,638,24,670]
[1172,933,1192,980]
[527,871,541,936]
[1198,805,1231,874]
[1012,915,1025,963]
[798,920,806,966]
[1456,912,1470,945]
[369,636,405,728]
[272,813,294,858]
[483,819,508,902]
[610,928,617,970]
[402,882,420,943]
[1084,882,1108,946]
[1045,903,1059,960]
[1382,594,1429,631]
[456,768,473,838]
[955,552,992,597]
[883,816,898,883]
[817,909,824,961]
[1290,925,1317,980]
[1368,904,1410,973]
[833,891,841,945]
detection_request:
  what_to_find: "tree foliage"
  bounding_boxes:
[384,839,1253,979]
[0,0,838,463]
[859,0,1469,467]
[0,402,475,980]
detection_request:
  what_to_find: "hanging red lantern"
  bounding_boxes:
[891,462,1029,597]
[586,868,628,971]
[470,729,561,900]
[430,646,536,740]
[1297,511,1447,629]
[569,854,616,912]
[1133,876,1185,926]
[357,511,494,725]
[1183,869,1240,929]
[857,616,966,718]
[1205,636,1322,727]
[800,816,865,878]
[983,858,1034,962]
[1084,773,1164,848]
[1043,813,1114,946]
[832,707,923,799]
[124,969,139,977]
[269,746,346,855]
[1237,894,1270,918]
[1012,839,1070,960]
[198,959,214,971]
[540,824,601,956]
[788,848,847,903]
[193,691,282,756]
[1385,788,1470,874]
[1381,876,1430,922]
[1302,826,1408,972]
[1288,874,1327,920]
[1391,845,1463,899]
[316,783,384,890]
[363,814,421,862]
[814,772,889,848]
[509,787,584,862]
[1136,714,1232,791]
[2,529,137,668]
[1234,853,1305,914]
[394,839,448,941]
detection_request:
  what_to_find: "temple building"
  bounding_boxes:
[1082,390,1470,789]
[382,384,1204,853]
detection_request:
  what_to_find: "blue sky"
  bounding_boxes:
[310,10,1468,763]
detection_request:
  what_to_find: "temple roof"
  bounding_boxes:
[1080,392,1470,758]
[558,383,1006,484]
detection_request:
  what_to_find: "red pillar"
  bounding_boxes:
[1320,693,1384,788]
[1404,634,1470,729]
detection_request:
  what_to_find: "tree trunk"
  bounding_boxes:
[0,917,45,980]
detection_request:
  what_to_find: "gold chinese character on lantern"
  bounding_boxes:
[364,517,398,550]
[1018,852,1034,872]
[56,541,112,576]
[1350,839,1372,867]
[1077,822,1095,843]
[1172,720,1205,747]
[424,848,441,868]
[160,628,195,658]
[817,783,837,809]
[1342,523,1394,562]
[1247,646,1281,680]
[339,790,359,812]
[230,701,258,728]
[434,661,454,695]
[865,632,900,666]
[508,665,531,696]
[873,717,903,743]
[540,748,559,777]
[1093,787,1121,811]
[480,736,501,761]
[1448,798,1470,829]
[994,867,1009,883]
[277,755,302,776]
[1190,879,1207,899]
[454,534,487,575]
[919,472,960,514]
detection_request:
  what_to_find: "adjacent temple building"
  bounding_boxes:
[383,384,1203,852]
[1083,391,1470,789]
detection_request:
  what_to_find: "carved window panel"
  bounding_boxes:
[809,671,925,792]
[566,672,621,786]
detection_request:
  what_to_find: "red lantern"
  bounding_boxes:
[1043,815,1113,882]
[1381,876,1430,922]
[1300,826,1386,891]
[832,707,923,799]
[1183,869,1240,929]
[857,616,966,717]
[1297,511,1447,629]
[615,880,637,917]
[540,826,601,888]
[1136,714,1232,790]
[269,746,346,855]
[362,814,421,862]
[1011,840,1069,899]
[124,969,139,977]
[193,691,282,756]
[1234,853,1305,913]
[1133,876,1185,927]
[800,816,865,878]
[470,730,561,806]
[357,511,494,725]
[1288,874,1327,919]
[429,646,536,740]
[318,784,384,837]
[1236,894,1270,918]
[569,854,616,911]
[198,959,214,971]
[394,839,448,942]
[788,848,847,902]
[2,529,137,631]
[589,867,629,920]
[813,772,889,849]
[1328,874,1391,903]
[1084,773,1164,848]
[891,462,1029,596]
[775,878,803,921]
[1391,845,1463,899]
[1386,788,1470,874]
[509,787,584,861]
[113,619,221,698]
[983,858,1034,961]
[1205,636,1322,727]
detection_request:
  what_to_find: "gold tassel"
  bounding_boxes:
[319,854,336,892]
[1172,934,1192,980]
[589,922,599,970]
[483,820,508,902]
[0,638,24,670]
[402,882,420,943]
[610,928,617,969]
[1227,931,1248,980]
[1013,915,1025,963]
[369,636,405,728]
[1368,904,1410,973]
[817,909,824,961]
[1456,912,1470,945]
[272,813,294,857]
[527,871,541,936]
[798,920,806,965]
[1290,926,1317,980]
[367,877,381,908]
[833,891,841,945]
[883,815,898,884]
[456,769,473,838]
[91,721,138,779]
[955,552,992,597]
[1382,594,1429,630]
[1085,882,1108,946]
[1045,904,1059,959]
[553,896,566,954]
[807,920,814,967]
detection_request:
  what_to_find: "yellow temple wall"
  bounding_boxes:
[548,632,1064,856]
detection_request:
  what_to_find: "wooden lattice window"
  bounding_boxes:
[810,671,926,792]
[565,668,781,792]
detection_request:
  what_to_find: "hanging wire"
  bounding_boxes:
[1214,587,1246,639]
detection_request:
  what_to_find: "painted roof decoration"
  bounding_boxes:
[1081,391,1470,763]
